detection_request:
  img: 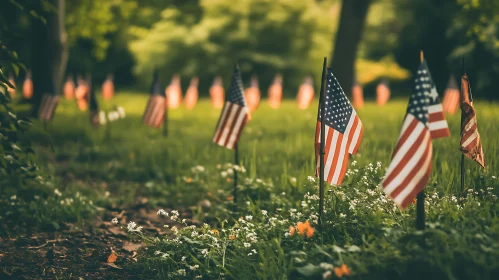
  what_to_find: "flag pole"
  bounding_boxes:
[318,57,327,230]
[416,50,426,230]
[460,57,465,194]
[233,143,239,211]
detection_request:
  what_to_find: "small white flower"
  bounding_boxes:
[307,176,316,183]
[201,248,209,256]
[492,176,496,179]
[161,253,169,258]
[181,256,187,261]
[177,269,186,276]
[290,177,297,183]
[261,210,268,216]
[99,111,107,124]
[111,218,119,224]
[339,213,346,219]
[54,188,62,197]
[189,265,199,270]
[157,209,168,216]
[117,106,126,118]
[10,195,16,200]
[320,263,334,271]
[127,221,143,233]
[244,242,251,248]
[104,191,110,197]
[323,271,332,279]
[154,250,161,255]
[245,215,253,221]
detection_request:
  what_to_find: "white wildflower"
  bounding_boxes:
[307,176,316,183]
[323,271,332,279]
[181,256,187,261]
[127,221,143,233]
[244,242,251,248]
[111,218,119,224]
[189,265,199,270]
[54,188,62,197]
[245,215,253,221]
[10,195,16,200]
[261,210,268,216]
[320,263,334,271]
[177,269,186,276]
[154,251,161,255]
[201,249,209,256]
[157,209,168,216]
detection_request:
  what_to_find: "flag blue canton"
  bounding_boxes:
[317,69,353,134]
[226,67,246,107]
[408,62,432,124]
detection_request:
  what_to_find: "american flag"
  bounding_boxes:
[382,61,450,209]
[213,66,249,149]
[460,73,485,168]
[315,68,364,185]
[376,79,390,106]
[143,70,166,128]
[352,79,364,109]
[38,84,59,121]
[442,74,460,115]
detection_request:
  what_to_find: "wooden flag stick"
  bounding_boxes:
[416,50,426,230]
[318,57,327,230]
[233,143,239,211]
[460,57,465,193]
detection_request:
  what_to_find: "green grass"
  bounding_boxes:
[14,92,499,279]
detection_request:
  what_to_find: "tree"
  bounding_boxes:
[330,0,372,97]
[31,0,67,117]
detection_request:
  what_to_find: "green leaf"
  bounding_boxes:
[296,263,320,277]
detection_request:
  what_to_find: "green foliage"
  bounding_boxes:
[66,0,137,61]
[129,0,335,91]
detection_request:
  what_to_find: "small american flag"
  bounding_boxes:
[442,74,460,115]
[376,79,390,106]
[382,61,450,209]
[352,79,364,109]
[143,71,166,128]
[460,74,485,168]
[315,68,364,185]
[213,66,249,149]
[38,93,59,121]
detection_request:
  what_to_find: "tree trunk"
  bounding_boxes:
[31,0,67,117]
[330,0,372,97]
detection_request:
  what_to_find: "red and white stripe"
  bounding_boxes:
[427,102,450,139]
[213,101,249,149]
[315,111,363,185]
[442,89,460,114]
[143,95,165,128]
[381,114,433,209]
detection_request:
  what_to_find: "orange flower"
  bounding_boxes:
[211,229,220,235]
[227,196,234,201]
[226,178,232,182]
[413,198,417,205]
[186,178,193,183]
[334,267,344,278]
[229,235,235,240]
[306,226,315,238]
[296,222,307,235]
[289,226,296,236]
[341,264,351,276]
